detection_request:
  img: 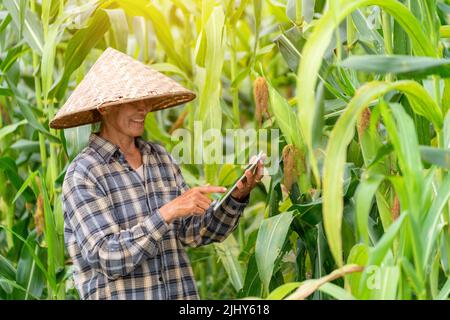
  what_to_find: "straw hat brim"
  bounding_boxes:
[49,91,195,129]
[49,47,196,129]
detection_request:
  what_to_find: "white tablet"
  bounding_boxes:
[213,151,264,211]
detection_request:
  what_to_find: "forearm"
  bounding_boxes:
[178,195,249,247]
[78,208,169,279]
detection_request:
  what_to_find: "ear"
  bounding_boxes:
[98,106,109,116]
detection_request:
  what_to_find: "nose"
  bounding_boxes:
[136,101,151,113]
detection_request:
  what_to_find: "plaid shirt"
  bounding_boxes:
[62,133,248,300]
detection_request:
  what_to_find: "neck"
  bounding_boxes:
[99,123,137,155]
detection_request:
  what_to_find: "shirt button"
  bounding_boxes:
[158,276,163,282]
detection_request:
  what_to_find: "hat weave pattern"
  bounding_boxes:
[50,47,196,129]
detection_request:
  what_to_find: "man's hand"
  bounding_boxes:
[159,186,226,223]
[231,158,264,202]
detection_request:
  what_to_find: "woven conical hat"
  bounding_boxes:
[49,47,196,129]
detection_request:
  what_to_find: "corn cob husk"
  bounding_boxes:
[253,77,270,128]
[282,144,302,192]
[391,194,400,221]
[34,195,45,237]
[357,107,371,138]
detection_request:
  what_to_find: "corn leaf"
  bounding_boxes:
[318,282,356,300]
[0,119,27,141]
[323,81,441,266]
[213,235,244,292]
[0,255,16,280]
[103,8,128,52]
[268,84,302,148]
[3,0,44,55]
[358,213,407,296]
[39,171,58,294]
[297,0,436,187]
[421,173,450,266]
[266,282,301,300]
[340,55,450,79]
[53,8,110,100]
[437,278,450,300]
[113,0,190,73]
[15,233,46,300]
[355,173,384,244]
[419,146,450,169]
[255,211,294,294]
[286,264,363,300]
[346,243,369,298]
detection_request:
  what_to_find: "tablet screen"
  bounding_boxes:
[213,151,263,211]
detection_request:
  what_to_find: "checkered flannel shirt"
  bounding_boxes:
[62,133,248,300]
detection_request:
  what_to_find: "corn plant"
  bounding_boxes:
[1,0,449,300]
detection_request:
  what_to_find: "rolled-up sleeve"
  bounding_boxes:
[63,169,170,280]
[167,156,249,247]
[177,193,249,247]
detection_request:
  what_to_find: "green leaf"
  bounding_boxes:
[297,0,437,188]
[0,225,50,285]
[371,265,400,299]
[54,8,110,100]
[41,23,63,104]
[437,278,450,300]
[419,146,450,169]
[113,0,190,73]
[0,253,16,295]
[12,171,38,204]
[370,213,407,266]
[351,9,384,54]
[213,235,243,292]
[10,139,40,153]
[255,211,294,294]
[0,87,13,96]
[380,102,424,219]
[39,171,59,293]
[0,255,16,280]
[266,282,301,300]
[196,6,226,184]
[340,55,450,79]
[286,264,363,300]
[0,119,27,141]
[318,282,356,300]
[239,253,263,298]
[103,8,128,52]
[421,173,450,266]
[444,111,450,148]
[15,233,46,300]
[355,173,384,244]
[268,84,302,148]
[358,213,407,297]
[5,78,60,143]
[3,0,44,55]
[63,124,91,161]
[323,81,441,267]
[149,62,190,84]
[0,279,40,300]
[400,257,425,297]
[0,157,34,202]
[346,243,369,298]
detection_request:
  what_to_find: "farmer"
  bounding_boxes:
[49,48,263,300]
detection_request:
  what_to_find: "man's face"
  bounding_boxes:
[99,101,150,138]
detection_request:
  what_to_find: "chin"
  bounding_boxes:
[131,129,145,137]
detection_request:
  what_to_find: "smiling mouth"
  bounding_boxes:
[131,119,145,123]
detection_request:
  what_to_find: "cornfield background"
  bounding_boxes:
[0,0,449,300]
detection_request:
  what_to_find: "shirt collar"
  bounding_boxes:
[88,132,153,163]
